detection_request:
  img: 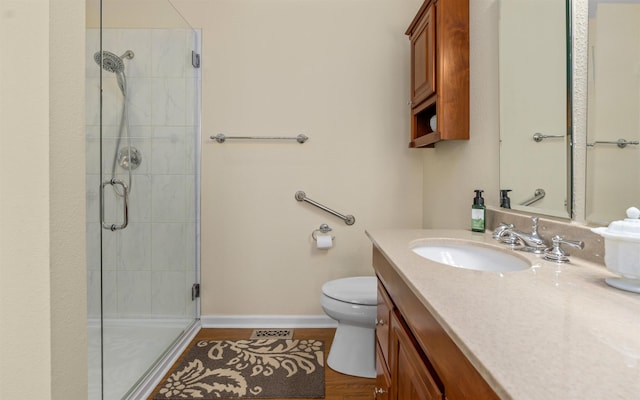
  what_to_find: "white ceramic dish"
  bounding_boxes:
[592,207,640,293]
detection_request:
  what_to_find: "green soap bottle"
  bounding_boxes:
[471,189,486,232]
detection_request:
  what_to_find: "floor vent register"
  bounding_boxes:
[250,328,294,340]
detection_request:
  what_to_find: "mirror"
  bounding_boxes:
[585,0,640,225]
[498,0,572,219]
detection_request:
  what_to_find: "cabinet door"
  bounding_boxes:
[391,312,443,400]
[376,282,393,365]
[410,3,435,106]
[375,342,391,400]
[405,0,469,147]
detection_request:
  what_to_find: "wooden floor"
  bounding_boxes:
[147,328,376,400]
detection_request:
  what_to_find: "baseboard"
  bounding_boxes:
[200,314,338,328]
[127,319,202,400]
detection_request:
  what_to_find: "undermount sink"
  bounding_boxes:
[411,239,532,272]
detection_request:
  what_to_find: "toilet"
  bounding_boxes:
[320,276,377,378]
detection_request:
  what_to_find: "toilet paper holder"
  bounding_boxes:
[312,224,335,241]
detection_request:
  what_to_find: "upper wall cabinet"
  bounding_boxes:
[406,0,469,148]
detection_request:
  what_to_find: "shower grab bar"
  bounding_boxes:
[586,138,639,149]
[100,179,129,231]
[295,191,355,225]
[211,133,308,144]
[519,188,546,207]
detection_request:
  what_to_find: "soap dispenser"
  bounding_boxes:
[472,190,486,232]
[500,189,512,209]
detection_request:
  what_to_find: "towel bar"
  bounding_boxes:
[211,133,308,144]
[586,139,639,149]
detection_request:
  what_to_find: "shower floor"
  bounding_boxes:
[88,318,192,400]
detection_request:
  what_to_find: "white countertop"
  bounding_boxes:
[366,229,640,400]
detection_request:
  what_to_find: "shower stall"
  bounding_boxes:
[86,0,201,398]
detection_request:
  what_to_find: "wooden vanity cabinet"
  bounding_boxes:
[377,278,443,400]
[392,311,444,400]
[375,283,393,400]
[406,0,469,148]
[373,246,500,400]
[409,3,435,107]
[375,343,391,400]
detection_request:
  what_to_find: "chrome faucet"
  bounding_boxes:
[495,217,548,253]
[493,223,519,245]
[492,223,512,239]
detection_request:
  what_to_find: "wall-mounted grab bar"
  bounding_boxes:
[519,188,545,206]
[295,191,355,225]
[210,133,308,144]
[586,138,639,149]
[533,132,564,142]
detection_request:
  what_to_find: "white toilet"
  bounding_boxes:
[320,276,377,378]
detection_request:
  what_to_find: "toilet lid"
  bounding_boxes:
[322,276,377,306]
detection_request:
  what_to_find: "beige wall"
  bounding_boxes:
[422,0,500,229]
[86,0,193,28]
[0,0,86,399]
[0,1,51,397]
[96,0,501,317]
[50,1,88,398]
[586,4,640,225]
[171,0,502,316]
[1,0,500,394]
[499,0,568,218]
[171,0,425,316]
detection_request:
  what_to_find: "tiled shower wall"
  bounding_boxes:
[86,28,200,319]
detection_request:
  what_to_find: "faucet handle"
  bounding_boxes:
[492,223,513,239]
[530,217,542,239]
[543,235,585,263]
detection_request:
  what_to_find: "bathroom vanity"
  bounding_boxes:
[374,245,498,400]
[368,229,640,400]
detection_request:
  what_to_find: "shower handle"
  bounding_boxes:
[100,179,129,231]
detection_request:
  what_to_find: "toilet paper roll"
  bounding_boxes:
[316,235,333,250]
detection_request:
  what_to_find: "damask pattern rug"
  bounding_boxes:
[153,339,325,399]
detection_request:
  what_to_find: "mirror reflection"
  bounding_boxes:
[498,0,571,218]
[586,0,640,225]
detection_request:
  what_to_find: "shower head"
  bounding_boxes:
[93,50,134,74]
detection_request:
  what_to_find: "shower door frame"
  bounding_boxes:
[89,1,202,398]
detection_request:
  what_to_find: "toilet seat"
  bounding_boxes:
[321,276,377,306]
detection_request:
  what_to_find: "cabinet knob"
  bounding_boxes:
[375,319,385,326]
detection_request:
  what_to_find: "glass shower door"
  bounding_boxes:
[86,1,200,398]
